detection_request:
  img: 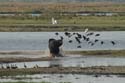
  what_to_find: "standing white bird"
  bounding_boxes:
[52,17,57,24]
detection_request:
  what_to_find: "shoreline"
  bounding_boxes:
[0,50,125,63]
[0,25,124,32]
[0,66,125,76]
[0,50,125,76]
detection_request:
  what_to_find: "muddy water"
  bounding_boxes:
[0,31,124,51]
[0,74,125,83]
[1,55,125,68]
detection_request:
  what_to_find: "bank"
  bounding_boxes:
[0,50,125,63]
[0,25,124,32]
[0,66,125,76]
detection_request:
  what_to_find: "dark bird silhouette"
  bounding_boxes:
[73,32,76,35]
[77,45,81,48]
[94,74,100,78]
[88,41,92,44]
[53,31,115,49]
[64,32,69,35]
[11,64,18,69]
[83,35,86,40]
[76,33,82,38]
[6,64,10,69]
[95,34,100,36]
[101,41,104,45]
[88,41,94,46]
[86,38,90,41]
[75,37,81,44]
[111,41,116,45]
[86,32,94,36]
[91,43,94,46]
[94,39,99,43]
[68,40,73,43]
[55,32,59,35]
[24,63,27,68]
[64,32,71,37]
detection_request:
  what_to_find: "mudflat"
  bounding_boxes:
[0,66,125,76]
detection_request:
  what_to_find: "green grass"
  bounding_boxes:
[0,16,124,31]
[0,16,125,25]
[66,50,125,57]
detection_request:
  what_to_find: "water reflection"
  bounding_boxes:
[49,59,63,67]
[1,55,125,69]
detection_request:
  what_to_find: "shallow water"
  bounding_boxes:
[1,55,125,68]
[0,31,124,51]
[0,74,125,83]
[0,31,125,83]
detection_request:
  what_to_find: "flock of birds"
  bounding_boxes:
[0,29,117,69]
[54,29,116,48]
[0,63,62,69]
[0,63,39,69]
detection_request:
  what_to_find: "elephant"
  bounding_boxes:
[48,38,63,57]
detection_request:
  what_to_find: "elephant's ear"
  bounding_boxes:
[49,38,55,43]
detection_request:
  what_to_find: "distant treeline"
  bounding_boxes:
[0,0,124,2]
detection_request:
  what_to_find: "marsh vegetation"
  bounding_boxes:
[0,15,124,31]
[0,2,124,31]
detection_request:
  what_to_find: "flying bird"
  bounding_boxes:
[77,45,81,48]
[55,32,59,35]
[75,37,81,44]
[94,39,99,43]
[86,38,90,41]
[64,32,72,37]
[86,32,94,36]
[95,34,100,36]
[101,41,104,45]
[83,35,87,40]
[84,28,88,33]
[76,33,82,38]
[91,43,94,46]
[68,40,73,43]
[111,41,116,45]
